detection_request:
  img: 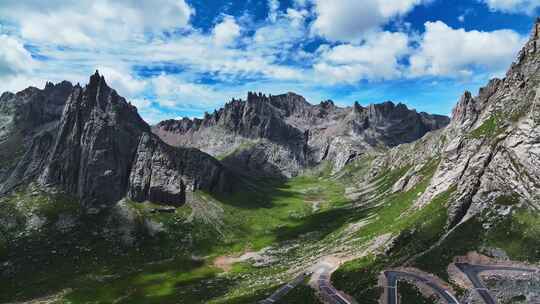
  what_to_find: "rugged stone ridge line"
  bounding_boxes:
[0,71,235,208]
[372,19,540,228]
[38,72,149,207]
[0,81,74,191]
[153,92,450,178]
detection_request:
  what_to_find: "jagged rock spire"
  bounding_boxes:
[88,69,107,89]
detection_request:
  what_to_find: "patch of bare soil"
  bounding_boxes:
[213,248,274,272]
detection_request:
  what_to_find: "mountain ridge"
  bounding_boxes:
[0,71,235,208]
[3,20,540,304]
[153,91,450,178]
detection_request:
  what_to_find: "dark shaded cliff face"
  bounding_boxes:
[153,92,450,177]
[0,81,74,190]
[128,133,234,206]
[38,72,150,207]
[0,72,235,208]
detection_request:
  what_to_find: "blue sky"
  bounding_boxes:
[0,0,538,123]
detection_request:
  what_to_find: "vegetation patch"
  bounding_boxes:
[486,209,540,262]
[387,186,455,264]
[469,113,505,139]
[204,172,350,255]
[276,281,321,304]
[494,193,520,206]
[216,140,258,160]
[331,255,385,304]
[413,217,484,280]
[332,179,454,301]
[397,281,437,304]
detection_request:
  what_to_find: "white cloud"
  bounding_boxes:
[130,98,153,110]
[152,74,224,110]
[268,0,280,22]
[212,15,241,47]
[97,66,147,97]
[0,0,531,124]
[409,21,524,78]
[1,0,193,46]
[0,35,43,93]
[293,0,309,8]
[482,0,540,15]
[0,75,45,93]
[314,31,410,83]
[311,0,424,42]
[0,35,36,77]
[286,8,309,27]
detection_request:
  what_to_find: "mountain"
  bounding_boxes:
[0,71,235,208]
[153,92,450,178]
[323,20,540,304]
[3,20,540,304]
[371,19,540,228]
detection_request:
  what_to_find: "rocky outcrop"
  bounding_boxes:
[38,72,149,207]
[0,81,73,190]
[153,92,450,177]
[374,19,540,227]
[0,72,236,208]
[128,133,233,206]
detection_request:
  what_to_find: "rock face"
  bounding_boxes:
[0,81,73,190]
[0,72,235,208]
[372,20,540,227]
[128,133,233,206]
[38,72,150,207]
[153,92,450,177]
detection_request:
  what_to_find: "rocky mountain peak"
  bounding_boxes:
[451,91,476,126]
[320,100,336,109]
[391,19,540,228]
[88,69,106,87]
[365,101,416,123]
[0,71,235,208]
[154,91,450,177]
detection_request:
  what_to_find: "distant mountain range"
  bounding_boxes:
[0,71,234,208]
[2,17,540,304]
[0,71,449,207]
[153,92,449,178]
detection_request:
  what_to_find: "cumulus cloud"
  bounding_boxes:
[0,35,36,77]
[0,0,532,123]
[409,21,524,78]
[311,0,424,42]
[97,66,147,97]
[0,0,193,46]
[268,0,280,22]
[314,31,410,83]
[481,0,540,15]
[152,74,224,110]
[130,98,153,110]
[212,15,241,47]
[0,35,44,92]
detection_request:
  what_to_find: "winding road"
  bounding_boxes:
[261,261,539,304]
[455,263,538,304]
[258,273,307,304]
[315,263,355,304]
[383,271,460,304]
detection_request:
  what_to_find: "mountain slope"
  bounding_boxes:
[371,20,540,228]
[330,19,540,304]
[153,92,449,178]
[0,71,235,208]
[2,21,540,304]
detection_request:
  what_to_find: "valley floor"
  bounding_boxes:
[1,158,540,304]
